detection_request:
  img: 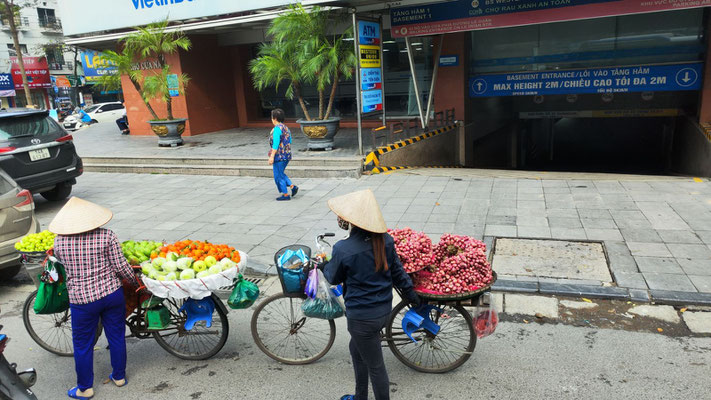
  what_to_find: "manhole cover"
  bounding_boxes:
[491,238,612,282]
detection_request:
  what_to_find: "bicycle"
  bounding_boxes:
[250,233,493,373]
[22,264,229,360]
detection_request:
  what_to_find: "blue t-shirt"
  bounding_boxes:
[271,126,282,150]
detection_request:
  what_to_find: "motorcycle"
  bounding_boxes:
[0,306,37,400]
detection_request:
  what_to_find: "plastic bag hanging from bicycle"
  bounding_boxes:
[301,269,344,320]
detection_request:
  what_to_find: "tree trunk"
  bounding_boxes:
[324,71,339,120]
[294,84,311,121]
[4,2,32,107]
[318,89,324,120]
[158,53,173,120]
[130,78,159,120]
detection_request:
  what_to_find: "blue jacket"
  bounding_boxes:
[323,227,417,320]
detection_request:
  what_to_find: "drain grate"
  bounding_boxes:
[491,238,613,283]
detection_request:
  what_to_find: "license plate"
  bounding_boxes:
[64,123,73,127]
[29,148,50,161]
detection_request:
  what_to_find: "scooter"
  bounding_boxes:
[0,306,38,400]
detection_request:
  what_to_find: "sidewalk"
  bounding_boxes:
[70,122,363,159]
[32,170,711,305]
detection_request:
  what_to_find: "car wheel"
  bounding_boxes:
[0,265,21,281]
[40,182,72,201]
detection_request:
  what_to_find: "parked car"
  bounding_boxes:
[62,102,125,131]
[0,108,83,201]
[0,168,39,281]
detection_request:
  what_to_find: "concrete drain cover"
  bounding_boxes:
[491,238,613,283]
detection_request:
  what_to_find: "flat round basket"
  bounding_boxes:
[414,271,497,301]
[19,251,48,263]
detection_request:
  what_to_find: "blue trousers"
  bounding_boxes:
[273,160,293,194]
[70,287,126,390]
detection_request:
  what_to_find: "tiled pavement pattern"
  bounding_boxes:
[33,172,711,298]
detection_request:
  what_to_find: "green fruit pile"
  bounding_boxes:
[15,230,56,253]
[122,240,163,265]
[141,253,237,281]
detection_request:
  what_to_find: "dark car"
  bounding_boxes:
[0,108,82,201]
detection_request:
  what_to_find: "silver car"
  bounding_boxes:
[0,168,39,280]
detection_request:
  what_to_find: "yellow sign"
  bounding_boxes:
[359,45,380,68]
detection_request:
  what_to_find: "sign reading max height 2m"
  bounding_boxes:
[469,63,703,97]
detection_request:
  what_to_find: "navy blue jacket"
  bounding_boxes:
[323,227,417,320]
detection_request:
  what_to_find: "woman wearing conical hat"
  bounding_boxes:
[49,197,139,400]
[323,189,420,400]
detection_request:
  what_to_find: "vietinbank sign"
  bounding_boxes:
[59,0,302,36]
[391,0,711,37]
[131,0,195,10]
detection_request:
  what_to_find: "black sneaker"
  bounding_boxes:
[276,195,291,201]
[291,185,299,197]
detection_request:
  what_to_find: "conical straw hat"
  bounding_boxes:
[49,197,113,235]
[327,189,387,233]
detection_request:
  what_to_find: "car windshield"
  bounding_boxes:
[0,114,64,140]
[84,105,100,113]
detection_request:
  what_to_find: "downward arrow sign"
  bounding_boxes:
[682,72,691,83]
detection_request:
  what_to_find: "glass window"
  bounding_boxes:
[7,43,28,57]
[253,29,435,119]
[84,105,100,113]
[0,114,63,140]
[0,173,14,195]
[471,9,704,74]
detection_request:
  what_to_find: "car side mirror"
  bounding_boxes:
[96,109,103,113]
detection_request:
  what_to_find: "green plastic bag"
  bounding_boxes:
[227,275,259,309]
[33,259,69,315]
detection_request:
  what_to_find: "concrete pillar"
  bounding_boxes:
[698,18,711,124]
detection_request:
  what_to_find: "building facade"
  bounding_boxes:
[59,0,711,175]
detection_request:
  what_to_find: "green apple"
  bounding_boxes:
[192,260,207,272]
[204,256,217,267]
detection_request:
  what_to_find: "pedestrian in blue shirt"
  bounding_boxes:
[323,189,420,400]
[268,108,298,201]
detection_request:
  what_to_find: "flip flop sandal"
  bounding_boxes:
[67,387,93,399]
[103,373,127,387]
[339,396,355,400]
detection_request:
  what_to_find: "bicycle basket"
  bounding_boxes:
[274,244,312,298]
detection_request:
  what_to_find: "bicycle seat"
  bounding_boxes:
[179,298,215,331]
[402,304,442,343]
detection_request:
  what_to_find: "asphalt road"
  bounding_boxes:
[1,283,710,400]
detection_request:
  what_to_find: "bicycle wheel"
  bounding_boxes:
[251,293,335,365]
[386,300,476,373]
[152,296,229,360]
[22,290,102,357]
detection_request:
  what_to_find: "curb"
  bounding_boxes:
[491,279,711,306]
[370,165,461,174]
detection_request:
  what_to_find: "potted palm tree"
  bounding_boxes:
[250,5,355,150]
[97,20,190,146]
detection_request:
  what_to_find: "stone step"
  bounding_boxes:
[81,156,362,168]
[83,162,362,178]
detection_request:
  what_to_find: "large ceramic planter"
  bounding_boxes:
[148,118,187,147]
[296,117,341,150]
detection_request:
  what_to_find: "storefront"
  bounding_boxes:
[59,0,711,173]
[10,56,51,109]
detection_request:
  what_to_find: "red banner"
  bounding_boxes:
[10,57,51,90]
[391,0,711,37]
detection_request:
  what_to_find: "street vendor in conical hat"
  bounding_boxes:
[49,197,139,399]
[322,189,420,400]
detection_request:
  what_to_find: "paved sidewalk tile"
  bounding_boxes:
[550,228,587,240]
[517,226,552,238]
[612,271,648,289]
[643,273,697,292]
[485,225,517,237]
[585,228,623,241]
[548,217,582,228]
[628,242,672,257]
[677,259,711,276]
[666,243,711,260]
[620,228,663,243]
[688,275,711,293]
[634,257,683,273]
[656,230,702,244]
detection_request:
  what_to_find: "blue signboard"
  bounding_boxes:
[82,51,118,82]
[469,63,703,97]
[358,20,380,45]
[0,73,15,90]
[362,90,383,113]
[439,55,459,67]
[360,68,382,91]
